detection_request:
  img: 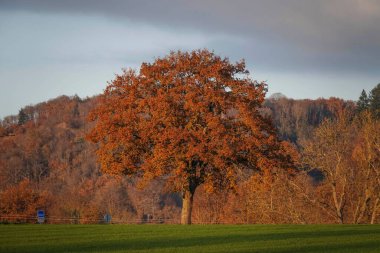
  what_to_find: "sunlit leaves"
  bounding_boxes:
[88,49,291,195]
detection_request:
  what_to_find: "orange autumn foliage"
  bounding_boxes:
[0,179,51,221]
[88,50,295,224]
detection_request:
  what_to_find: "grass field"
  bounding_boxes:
[1,224,379,253]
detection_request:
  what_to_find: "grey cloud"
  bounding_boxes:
[1,0,380,74]
[1,0,380,118]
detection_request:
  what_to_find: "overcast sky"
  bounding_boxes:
[1,0,379,118]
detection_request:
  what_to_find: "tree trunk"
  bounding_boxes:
[355,192,371,224]
[331,184,344,224]
[371,198,379,224]
[181,190,194,224]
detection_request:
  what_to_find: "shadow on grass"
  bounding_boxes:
[3,227,379,253]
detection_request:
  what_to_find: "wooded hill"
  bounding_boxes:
[0,87,379,224]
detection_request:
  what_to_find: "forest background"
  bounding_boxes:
[0,83,379,224]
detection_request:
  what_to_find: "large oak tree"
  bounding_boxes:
[88,50,292,224]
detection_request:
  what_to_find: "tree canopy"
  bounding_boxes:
[356,83,380,118]
[356,89,369,114]
[370,83,380,118]
[88,50,294,224]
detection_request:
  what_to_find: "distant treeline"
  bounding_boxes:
[0,83,379,224]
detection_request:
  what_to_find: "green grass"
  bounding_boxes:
[0,224,379,253]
